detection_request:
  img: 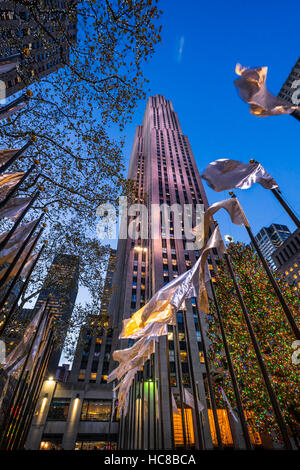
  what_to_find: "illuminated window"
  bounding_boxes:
[78,370,85,382]
[173,408,195,446]
[90,373,97,381]
[199,351,205,363]
[208,409,233,446]
[80,399,111,421]
[96,338,102,344]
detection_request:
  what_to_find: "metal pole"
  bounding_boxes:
[224,253,293,449]
[0,140,32,174]
[182,308,204,450]
[0,189,40,253]
[210,279,253,449]
[0,244,45,336]
[271,188,300,228]
[157,341,165,449]
[151,354,157,450]
[0,209,42,290]
[195,299,223,449]
[173,323,187,448]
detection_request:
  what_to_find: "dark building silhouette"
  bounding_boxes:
[0,1,77,98]
[34,253,79,376]
[254,223,291,270]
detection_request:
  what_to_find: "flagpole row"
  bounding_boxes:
[17,334,54,450]
[182,308,204,450]
[0,209,42,290]
[173,323,188,448]
[0,188,39,253]
[0,139,32,174]
[210,279,253,449]
[0,226,44,314]
[195,298,223,449]
[245,223,300,340]
[0,300,50,449]
[0,164,35,211]
[224,253,293,449]
[271,188,300,228]
[0,244,45,336]
[164,336,175,449]
[10,329,53,450]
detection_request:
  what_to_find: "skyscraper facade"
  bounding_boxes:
[0,1,77,98]
[254,223,291,270]
[278,57,300,121]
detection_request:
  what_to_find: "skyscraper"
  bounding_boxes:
[254,223,291,270]
[272,228,300,292]
[34,253,79,375]
[0,1,77,98]
[278,57,300,121]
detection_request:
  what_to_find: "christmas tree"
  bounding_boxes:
[207,242,300,444]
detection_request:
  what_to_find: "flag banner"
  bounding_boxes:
[183,389,205,412]
[2,306,45,373]
[234,63,298,117]
[0,237,36,281]
[198,226,227,314]
[192,197,250,250]
[108,323,167,383]
[0,197,31,221]
[0,149,19,169]
[202,158,279,192]
[0,219,38,266]
[0,60,19,74]
[172,393,180,415]
[0,172,24,200]
[113,367,138,415]
[20,252,38,279]
[221,387,239,423]
[0,102,27,121]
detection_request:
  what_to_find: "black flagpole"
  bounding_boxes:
[0,226,44,312]
[0,140,32,174]
[165,336,175,449]
[182,308,204,450]
[151,354,157,449]
[195,298,223,449]
[0,165,35,211]
[157,341,167,449]
[210,278,253,450]
[224,253,293,449]
[0,188,39,252]
[0,210,42,290]
[0,244,45,336]
[141,369,145,449]
[231,193,300,340]
[271,188,300,228]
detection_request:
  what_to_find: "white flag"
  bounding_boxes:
[0,237,36,281]
[183,389,205,412]
[0,149,19,169]
[234,63,297,117]
[0,197,31,221]
[0,219,37,265]
[202,158,278,192]
[0,102,27,121]
[172,393,180,415]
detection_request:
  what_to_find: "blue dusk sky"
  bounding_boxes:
[119,0,299,244]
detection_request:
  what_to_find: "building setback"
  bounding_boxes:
[272,228,300,293]
[0,1,76,98]
[254,223,291,270]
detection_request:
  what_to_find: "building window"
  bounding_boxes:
[47,398,70,421]
[75,440,117,450]
[80,399,111,421]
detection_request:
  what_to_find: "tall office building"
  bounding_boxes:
[272,228,300,292]
[278,57,300,121]
[254,223,291,270]
[0,1,76,98]
[34,253,79,375]
[26,96,263,450]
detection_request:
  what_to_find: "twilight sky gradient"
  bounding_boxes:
[120,0,299,244]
